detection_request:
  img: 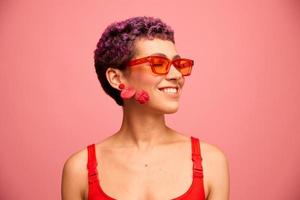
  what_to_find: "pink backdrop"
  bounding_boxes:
[1,0,299,199]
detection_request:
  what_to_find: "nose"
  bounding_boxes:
[165,64,182,80]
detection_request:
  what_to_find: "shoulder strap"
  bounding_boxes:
[87,144,99,184]
[191,136,203,178]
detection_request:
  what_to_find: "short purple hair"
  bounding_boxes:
[94,16,175,106]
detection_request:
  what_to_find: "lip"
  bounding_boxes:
[157,87,181,98]
[158,86,179,90]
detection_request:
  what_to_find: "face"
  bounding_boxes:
[124,37,185,114]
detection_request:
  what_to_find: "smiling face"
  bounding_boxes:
[123,37,185,114]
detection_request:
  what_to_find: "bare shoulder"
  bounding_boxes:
[199,140,229,164]
[61,137,111,200]
[61,146,89,200]
[199,140,230,200]
[61,137,111,178]
[63,146,88,170]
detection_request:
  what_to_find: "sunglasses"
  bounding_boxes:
[126,55,194,76]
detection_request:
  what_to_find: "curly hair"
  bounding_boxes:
[94,16,175,106]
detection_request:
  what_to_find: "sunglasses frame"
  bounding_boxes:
[126,55,194,76]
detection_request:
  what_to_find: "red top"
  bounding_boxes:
[87,136,205,200]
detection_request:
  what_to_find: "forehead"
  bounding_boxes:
[133,38,178,59]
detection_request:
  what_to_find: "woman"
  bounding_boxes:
[61,16,229,200]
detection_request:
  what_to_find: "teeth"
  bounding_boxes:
[161,88,178,94]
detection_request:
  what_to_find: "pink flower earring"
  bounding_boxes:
[119,83,136,99]
[134,90,149,104]
[119,83,149,104]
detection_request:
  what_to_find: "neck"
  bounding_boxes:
[115,103,172,151]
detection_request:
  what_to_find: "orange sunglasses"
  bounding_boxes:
[126,55,194,76]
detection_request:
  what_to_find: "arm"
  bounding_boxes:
[61,152,86,200]
[206,146,230,200]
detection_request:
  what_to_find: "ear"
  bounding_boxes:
[106,67,127,90]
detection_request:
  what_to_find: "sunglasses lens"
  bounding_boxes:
[150,57,169,74]
[173,59,193,76]
[148,56,193,76]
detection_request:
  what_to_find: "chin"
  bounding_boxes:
[147,89,181,114]
[164,108,179,114]
[151,101,180,114]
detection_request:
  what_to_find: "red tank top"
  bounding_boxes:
[87,136,205,200]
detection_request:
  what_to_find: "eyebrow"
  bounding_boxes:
[150,53,181,60]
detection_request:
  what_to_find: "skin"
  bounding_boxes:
[61,38,230,200]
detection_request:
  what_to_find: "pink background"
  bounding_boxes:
[1,0,300,199]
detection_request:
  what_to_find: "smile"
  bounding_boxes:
[158,87,180,98]
[160,88,178,94]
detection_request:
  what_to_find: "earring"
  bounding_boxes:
[134,90,150,104]
[119,83,136,99]
[119,83,150,104]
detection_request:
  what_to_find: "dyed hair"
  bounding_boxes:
[94,16,175,106]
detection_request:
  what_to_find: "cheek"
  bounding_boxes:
[130,69,161,89]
